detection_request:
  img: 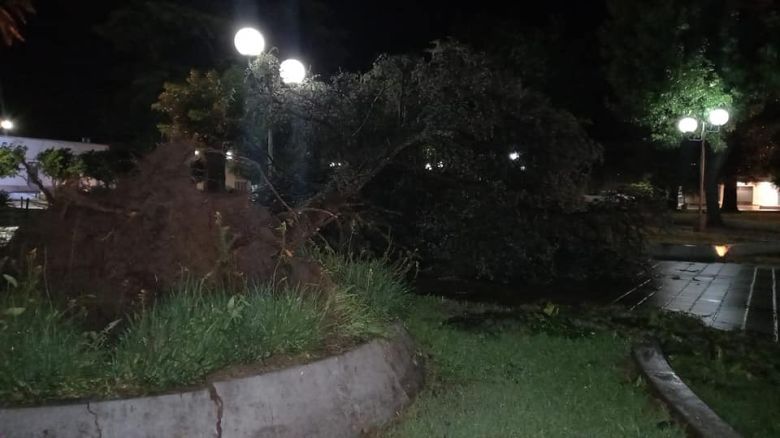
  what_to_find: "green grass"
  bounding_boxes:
[385,298,779,437]
[672,363,780,438]
[653,211,780,244]
[666,335,780,438]
[0,255,410,405]
[318,251,412,321]
[384,298,684,437]
[111,280,327,389]
[0,299,103,403]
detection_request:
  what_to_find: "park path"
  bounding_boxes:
[614,261,779,341]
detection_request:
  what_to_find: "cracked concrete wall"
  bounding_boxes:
[0,325,423,438]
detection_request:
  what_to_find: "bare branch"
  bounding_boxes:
[351,85,389,138]
[20,160,55,204]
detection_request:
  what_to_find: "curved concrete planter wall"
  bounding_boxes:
[633,343,740,438]
[0,325,423,438]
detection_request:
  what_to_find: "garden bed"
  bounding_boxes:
[0,254,411,406]
[0,324,423,438]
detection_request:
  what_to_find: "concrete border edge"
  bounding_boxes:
[632,342,741,438]
[0,323,424,438]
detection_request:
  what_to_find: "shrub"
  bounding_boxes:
[412,191,648,286]
[0,191,10,208]
[550,196,649,284]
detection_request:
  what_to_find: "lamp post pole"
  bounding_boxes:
[678,109,728,233]
[697,122,707,231]
[267,128,274,177]
[234,27,306,179]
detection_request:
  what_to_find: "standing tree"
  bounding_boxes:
[0,144,23,177]
[37,148,84,188]
[79,149,133,188]
[602,0,780,224]
[602,0,732,226]
[152,68,244,191]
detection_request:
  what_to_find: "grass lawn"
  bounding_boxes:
[644,224,768,245]
[383,298,684,437]
[648,211,780,245]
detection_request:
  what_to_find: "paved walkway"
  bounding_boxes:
[614,261,779,340]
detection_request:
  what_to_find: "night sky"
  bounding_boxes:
[0,0,606,144]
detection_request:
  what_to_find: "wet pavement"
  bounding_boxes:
[614,261,779,340]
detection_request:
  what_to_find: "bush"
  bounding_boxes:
[407,186,648,286]
[0,191,10,209]
[550,196,648,284]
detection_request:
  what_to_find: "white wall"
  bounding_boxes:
[737,181,780,208]
[0,135,109,196]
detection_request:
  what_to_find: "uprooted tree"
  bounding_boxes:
[6,41,600,311]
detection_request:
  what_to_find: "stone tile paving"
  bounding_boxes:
[614,261,779,340]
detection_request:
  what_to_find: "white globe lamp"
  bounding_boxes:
[677,117,698,133]
[234,27,265,56]
[280,59,306,84]
[708,108,729,127]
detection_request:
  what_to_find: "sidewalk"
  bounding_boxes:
[614,261,778,340]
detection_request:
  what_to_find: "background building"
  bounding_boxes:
[0,135,109,200]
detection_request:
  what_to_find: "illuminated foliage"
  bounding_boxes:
[152,68,244,148]
[37,148,84,186]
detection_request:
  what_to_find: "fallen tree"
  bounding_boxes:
[5,41,601,312]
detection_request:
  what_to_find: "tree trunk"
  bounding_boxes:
[721,175,739,213]
[20,160,55,205]
[705,145,725,227]
[283,134,426,253]
[204,150,226,192]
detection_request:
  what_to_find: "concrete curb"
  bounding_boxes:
[0,324,424,438]
[632,343,741,438]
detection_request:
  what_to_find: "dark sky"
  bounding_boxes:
[0,0,606,143]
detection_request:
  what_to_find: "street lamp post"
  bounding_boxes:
[233,27,306,177]
[678,109,729,232]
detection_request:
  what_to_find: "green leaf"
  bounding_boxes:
[3,274,17,288]
[3,307,26,316]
